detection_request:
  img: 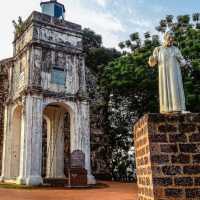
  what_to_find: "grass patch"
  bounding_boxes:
[0,182,109,190]
[0,183,35,189]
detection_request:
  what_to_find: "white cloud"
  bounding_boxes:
[0,0,41,60]
[0,0,198,60]
[0,0,125,60]
[95,0,110,7]
[67,0,125,47]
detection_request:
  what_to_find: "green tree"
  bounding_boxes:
[118,42,125,49]
[192,13,200,29]
[82,28,121,180]
[86,47,121,73]
[101,13,200,181]
[130,32,139,41]
[82,28,120,73]
[192,13,200,22]
[82,28,102,53]
[12,16,26,37]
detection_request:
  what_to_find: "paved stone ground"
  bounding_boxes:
[0,181,138,200]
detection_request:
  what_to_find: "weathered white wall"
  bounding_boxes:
[14,25,33,54]
[0,103,22,181]
[0,105,13,180]
[11,51,29,98]
[10,106,22,178]
[17,95,43,186]
[40,54,80,94]
[1,11,95,186]
[44,106,66,178]
[1,96,95,185]
[43,98,95,184]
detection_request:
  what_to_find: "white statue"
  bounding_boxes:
[148,31,188,114]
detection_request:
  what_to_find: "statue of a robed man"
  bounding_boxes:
[148,31,188,114]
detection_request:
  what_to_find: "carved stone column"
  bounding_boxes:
[17,95,43,186]
[0,105,12,181]
[73,100,96,185]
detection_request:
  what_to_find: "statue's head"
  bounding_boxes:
[163,31,174,47]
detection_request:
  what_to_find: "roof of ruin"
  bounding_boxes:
[13,11,82,43]
[0,57,14,66]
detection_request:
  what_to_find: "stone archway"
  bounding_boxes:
[1,97,95,186]
[10,105,22,179]
[42,103,71,181]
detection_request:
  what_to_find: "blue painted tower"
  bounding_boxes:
[40,0,65,19]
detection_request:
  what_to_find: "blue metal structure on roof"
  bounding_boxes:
[40,0,65,19]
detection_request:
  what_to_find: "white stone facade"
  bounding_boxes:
[0,11,95,186]
[1,97,95,185]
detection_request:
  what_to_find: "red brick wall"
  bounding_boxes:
[134,113,200,200]
[134,115,154,200]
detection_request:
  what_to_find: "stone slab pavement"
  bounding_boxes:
[0,181,138,200]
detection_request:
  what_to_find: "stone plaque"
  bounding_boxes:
[51,68,66,85]
[71,150,85,168]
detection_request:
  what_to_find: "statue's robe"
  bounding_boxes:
[153,45,186,113]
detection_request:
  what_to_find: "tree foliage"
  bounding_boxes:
[12,16,26,37]
[82,14,200,182]
[82,28,121,73]
[82,28,102,53]
[100,13,200,181]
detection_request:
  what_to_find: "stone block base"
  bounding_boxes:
[26,176,43,186]
[87,174,96,185]
[70,168,87,186]
[134,113,200,200]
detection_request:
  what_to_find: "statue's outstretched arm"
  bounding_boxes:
[176,48,186,67]
[148,56,157,67]
[148,47,159,67]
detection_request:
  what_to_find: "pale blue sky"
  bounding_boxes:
[0,0,200,60]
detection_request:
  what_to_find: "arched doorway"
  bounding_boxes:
[41,103,71,182]
[10,105,22,179]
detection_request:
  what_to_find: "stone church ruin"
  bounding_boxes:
[0,0,102,186]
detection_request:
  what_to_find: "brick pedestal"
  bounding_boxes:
[70,168,87,187]
[134,113,200,200]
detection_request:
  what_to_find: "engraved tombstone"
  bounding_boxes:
[70,150,87,186]
[71,150,85,169]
